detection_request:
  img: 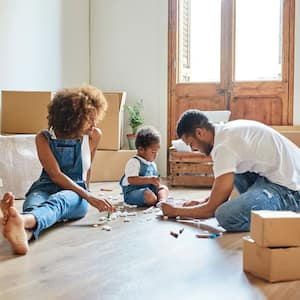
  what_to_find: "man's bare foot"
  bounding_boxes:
[1,192,15,224]
[3,207,29,255]
[161,202,179,218]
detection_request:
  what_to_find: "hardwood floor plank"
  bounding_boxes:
[1,182,300,300]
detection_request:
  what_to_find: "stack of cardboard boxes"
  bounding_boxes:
[243,210,300,282]
[91,92,136,182]
[0,91,51,198]
[0,90,135,193]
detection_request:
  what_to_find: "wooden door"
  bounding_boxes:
[168,0,295,143]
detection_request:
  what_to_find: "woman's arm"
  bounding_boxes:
[36,131,113,212]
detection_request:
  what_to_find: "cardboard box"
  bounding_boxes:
[272,126,300,148]
[1,91,52,134]
[97,92,126,150]
[250,210,300,247]
[243,237,300,282]
[91,149,136,182]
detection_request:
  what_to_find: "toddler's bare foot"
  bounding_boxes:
[161,202,179,218]
[1,192,15,224]
[3,207,29,255]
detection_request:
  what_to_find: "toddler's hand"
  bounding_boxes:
[151,176,160,188]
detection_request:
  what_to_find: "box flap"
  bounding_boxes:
[103,92,126,113]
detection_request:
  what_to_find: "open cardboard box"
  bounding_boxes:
[97,92,126,150]
[91,149,136,182]
[1,90,52,134]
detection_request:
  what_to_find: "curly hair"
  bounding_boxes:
[135,126,161,149]
[47,85,107,137]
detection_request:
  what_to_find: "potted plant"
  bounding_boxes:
[125,100,144,149]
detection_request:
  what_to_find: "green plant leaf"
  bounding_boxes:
[125,100,144,133]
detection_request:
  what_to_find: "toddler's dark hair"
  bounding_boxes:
[135,126,160,149]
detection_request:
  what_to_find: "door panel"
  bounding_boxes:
[230,80,289,123]
[230,96,283,125]
[168,0,294,144]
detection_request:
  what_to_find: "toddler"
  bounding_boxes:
[120,126,168,207]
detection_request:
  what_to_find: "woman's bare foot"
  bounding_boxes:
[3,207,29,255]
[1,192,15,224]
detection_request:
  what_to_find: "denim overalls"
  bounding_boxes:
[120,156,158,206]
[23,130,88,239]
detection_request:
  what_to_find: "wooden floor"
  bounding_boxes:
[1,182,300,300]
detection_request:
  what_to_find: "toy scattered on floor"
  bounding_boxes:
[102,225,112,231]
[143,206,154,214]
[195,233,222,239]
[170,231,179,238]
[123,203,138,209]
[100,188,113,192]
[169,227,185,238]
[127,211,137,216]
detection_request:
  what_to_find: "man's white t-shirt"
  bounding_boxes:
[211,120,300,191]
[121,155,158,186]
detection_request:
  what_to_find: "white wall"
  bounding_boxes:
[1,0,299,176]
[90,0,168,175]
[0,0,89,110]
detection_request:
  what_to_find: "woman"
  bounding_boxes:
[0,85,114,255]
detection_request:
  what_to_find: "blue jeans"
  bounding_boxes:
[23,130,88,239]
[215,172,300,232]
[23,190,88,239]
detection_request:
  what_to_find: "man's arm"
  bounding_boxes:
[161,172,234,218]
[202,172,235,217]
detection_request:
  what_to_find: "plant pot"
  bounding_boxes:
[127,133,136,150]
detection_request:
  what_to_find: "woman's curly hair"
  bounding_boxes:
[48,85,107,137]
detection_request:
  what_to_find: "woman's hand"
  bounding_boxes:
[87,195,115,213]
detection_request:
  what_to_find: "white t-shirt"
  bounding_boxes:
[121,155,158,186]
[81,134,91,181]
[211,120,300,191]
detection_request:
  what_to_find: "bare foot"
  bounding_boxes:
[0,192,15,224]
[3,207,29,255]
[161,202,179,218]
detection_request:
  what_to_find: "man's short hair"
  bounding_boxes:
[176,109,212,138]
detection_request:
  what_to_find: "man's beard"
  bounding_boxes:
[198,140,213,156]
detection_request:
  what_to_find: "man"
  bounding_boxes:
[161,109,300,231]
